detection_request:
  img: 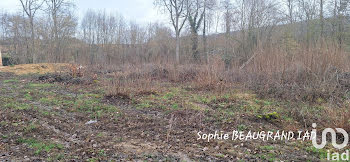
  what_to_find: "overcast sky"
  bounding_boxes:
[0,0,168,25]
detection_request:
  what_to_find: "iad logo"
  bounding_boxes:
[312,123,349,150]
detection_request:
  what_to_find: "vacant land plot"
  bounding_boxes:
[1,64,347,161]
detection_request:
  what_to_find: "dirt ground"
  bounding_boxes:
[0,63,69,75]
[0,64,344,161]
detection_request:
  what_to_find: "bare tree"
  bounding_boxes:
[19,0,44,63]
[155,0,189,64]
[231,0,280,68]
[45,0,76,62]
[202,0,216,63]
[329,0,350,48]
[0,12,31,63]
[320,0,325,37]
[222,0,232,36]
[286,0,296,24]
[46,0,64,62]
[297,0,319,46]
[188,0,205,62]
[221,0,233,69]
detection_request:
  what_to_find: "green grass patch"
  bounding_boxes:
[256,152,277,162]
[98,149,107,156]
[39,97,61,106]
[305,146,328,160]
[27,83,53,89]
[4,102,33,110]
[73,94,119,119]
[16,138,64,155]
[0,121,8,126]
[192,94,217,104]
[136,101,152,109]
[257,112,280,121]
[40,110,51,116]
[3,79,19,83]
[260,145,275,151]
[24,93,33,101]
[1,135,8,139]
[24,122,39,132]
[237,124,247,131]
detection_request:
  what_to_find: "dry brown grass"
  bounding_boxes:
[104,43,350,100]
[241,42,350,103]
[104,64,164,98]
[239,42,350,129]
[0,63,70,75]
[103,56,232,98]
[102,41,350,130]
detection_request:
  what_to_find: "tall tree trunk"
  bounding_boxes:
[29,17,36,63]
[53,9,60,62]
[175,32,180,64]
[320,0,324,38]
[191,32,199,62]
[19,0,44,63]
[203,0,208,64]
[0,50,2,66]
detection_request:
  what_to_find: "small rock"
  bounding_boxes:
[85,120,98,125]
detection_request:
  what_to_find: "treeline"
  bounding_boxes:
[0,0,350,68]
[0,0,76,64]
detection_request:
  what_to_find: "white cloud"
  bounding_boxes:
[0,0,21,12]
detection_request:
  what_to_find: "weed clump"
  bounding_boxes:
[258,112,280,121]
[38,73,92,85]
